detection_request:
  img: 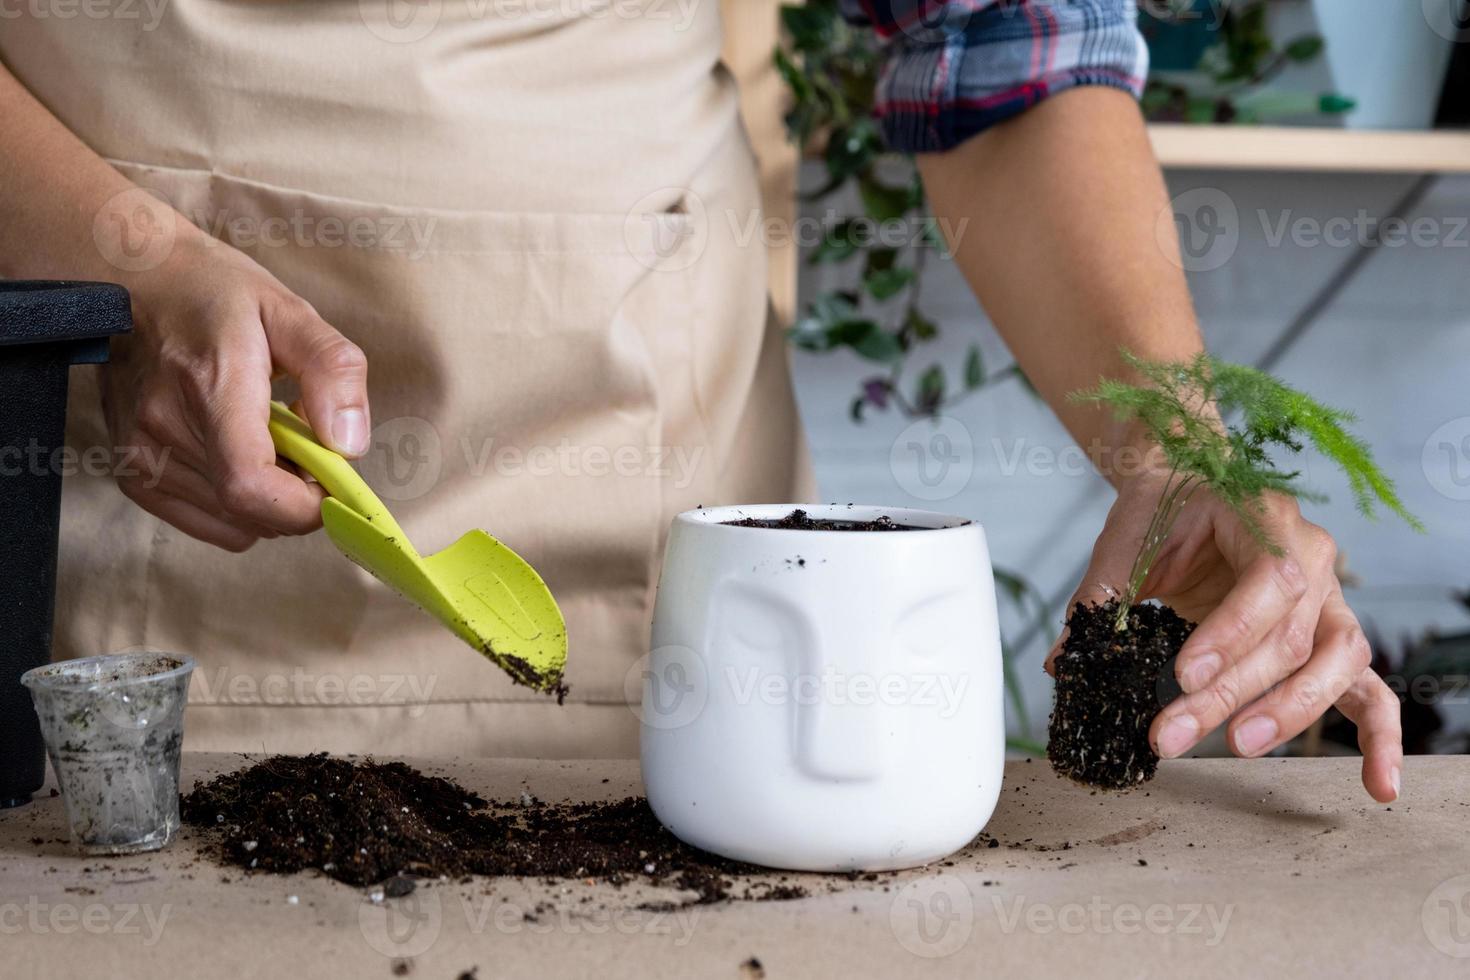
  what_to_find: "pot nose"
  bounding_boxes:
[792,619,890,783]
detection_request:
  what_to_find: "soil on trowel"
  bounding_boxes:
[493,648,569,703]
[180,754,807,906]
[722,508,930,532]
[1048,600,1194,790]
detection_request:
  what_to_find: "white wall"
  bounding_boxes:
[792,165,1470,744]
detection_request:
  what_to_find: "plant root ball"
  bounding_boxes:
[1048,600,1195,790]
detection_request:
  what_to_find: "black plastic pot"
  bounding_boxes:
[0,281,131,808]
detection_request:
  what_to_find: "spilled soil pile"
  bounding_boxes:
[1048,600,1193,790]
[180,754,804,905]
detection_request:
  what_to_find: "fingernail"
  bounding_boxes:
[332,409,368,456]
[1180,653,1222,693]
[1156,715,1199,759]
[1234,715,1279,757]
[1391,766,1401,800]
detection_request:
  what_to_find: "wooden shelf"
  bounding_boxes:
[1149,124,1470,174]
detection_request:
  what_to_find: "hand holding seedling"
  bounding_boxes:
[1049,353,1421,802]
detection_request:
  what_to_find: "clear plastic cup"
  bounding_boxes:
[20,652,195,855]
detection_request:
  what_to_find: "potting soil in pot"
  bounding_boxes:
[180,754,807,904]
[1048,600,1194,790]
[721,508,927,532]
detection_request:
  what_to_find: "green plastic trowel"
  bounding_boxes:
[266,401,567,695]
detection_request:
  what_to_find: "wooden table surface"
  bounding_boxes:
[3,754,1468,979]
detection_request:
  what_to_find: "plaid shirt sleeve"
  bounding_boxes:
[838,0,1149,153]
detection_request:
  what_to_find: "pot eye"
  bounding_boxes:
[894,592,970,662]
[709,581,811,663]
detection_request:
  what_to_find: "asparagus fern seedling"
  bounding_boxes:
[1072,352,1423,633]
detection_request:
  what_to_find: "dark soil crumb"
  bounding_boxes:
[383,875,416,898]
[722,508,927,532]
[1048,601,1195,790]
[181,755,808,907]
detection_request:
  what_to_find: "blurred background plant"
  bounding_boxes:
[1140,0,1354,124]
[1309,588,1470,757]
[775,0,1024,425]
[773,0,1355,431]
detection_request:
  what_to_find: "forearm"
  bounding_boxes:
[918,87,1204,484]
[0,61,198,285]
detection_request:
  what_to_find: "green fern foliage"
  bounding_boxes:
[1076,351,1421,538]
[1207,358,1424,532]
[1071,352,1422,628]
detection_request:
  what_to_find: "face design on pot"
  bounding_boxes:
[706,578,978,783]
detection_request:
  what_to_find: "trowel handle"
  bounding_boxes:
[267,401,404,536]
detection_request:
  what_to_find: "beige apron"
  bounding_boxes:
[3,0,814,757]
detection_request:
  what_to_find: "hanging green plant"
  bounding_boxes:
[776,0,1022,422]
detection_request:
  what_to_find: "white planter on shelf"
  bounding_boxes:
[1270,0,1460,129]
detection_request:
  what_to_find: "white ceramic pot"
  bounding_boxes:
[639,504,1004,872]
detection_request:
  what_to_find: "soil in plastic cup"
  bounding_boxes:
[20,652,195,855]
